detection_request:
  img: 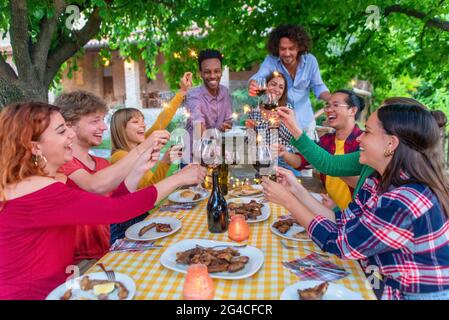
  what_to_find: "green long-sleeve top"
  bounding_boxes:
[290,134,375,197]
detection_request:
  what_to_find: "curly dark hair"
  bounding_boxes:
[267,24,312,57]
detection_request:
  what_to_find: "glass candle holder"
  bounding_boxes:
[183,264,214,300]
[228,215,250,242]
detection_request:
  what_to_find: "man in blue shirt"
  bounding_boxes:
[249,24,331,139]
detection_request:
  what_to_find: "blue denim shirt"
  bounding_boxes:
[250,53,329,129]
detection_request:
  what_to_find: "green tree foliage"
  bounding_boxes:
[0,0,448,113]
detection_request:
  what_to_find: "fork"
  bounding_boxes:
[280,240,330,258]
[97,263,116,282]
[283,261,347,275]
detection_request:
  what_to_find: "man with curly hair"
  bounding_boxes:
[249,24,331,139]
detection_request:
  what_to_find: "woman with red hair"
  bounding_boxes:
[0,102,206,299]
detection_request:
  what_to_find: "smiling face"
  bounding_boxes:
[278,37,300,67]
[266,76,286,101]
[33,112,75,172]
[357,111,397,174]
[125,114,146,146]
[69,111,107,147]
[200,58,222,94]
[325,92,357,130]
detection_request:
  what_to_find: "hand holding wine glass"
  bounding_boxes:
[175,164,207,186]
[277,107,302,139]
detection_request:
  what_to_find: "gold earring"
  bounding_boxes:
[383,148,394,157]
[33,155,48,169]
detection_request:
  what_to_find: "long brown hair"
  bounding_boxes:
[266,71,288,107]
[0,102,60,202]
[110,108,145,154]
[377,104,449,218]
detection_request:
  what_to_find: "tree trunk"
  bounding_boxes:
[0,78,48,109]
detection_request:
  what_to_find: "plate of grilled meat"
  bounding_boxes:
[270,217,312,242]
[280,281,363,300]
[46,272,136,300]
[125,216,181,241]
[160,239,264,280]
[227,197,270,223]
[168,188,210,203]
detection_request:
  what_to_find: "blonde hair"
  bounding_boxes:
[110,108,144,154]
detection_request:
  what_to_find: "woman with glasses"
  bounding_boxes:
[276,89,365,210]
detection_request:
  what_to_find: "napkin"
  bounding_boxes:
[283,253,350,282]
[110,239,158,252]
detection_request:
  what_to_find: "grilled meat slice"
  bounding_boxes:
[228,262,246,273]
[207,260,230,273]
[230,256,249,264]
[155,223,172,233]
[297,282,329,300]
[138,223,156,237]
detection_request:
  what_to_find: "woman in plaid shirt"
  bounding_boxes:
[245,71,294,147]
[263,103,449,300]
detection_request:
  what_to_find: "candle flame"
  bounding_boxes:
[243,105,250,114]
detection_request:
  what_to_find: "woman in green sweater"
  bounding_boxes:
[277,97,436,197]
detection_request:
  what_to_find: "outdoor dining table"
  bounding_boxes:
[86,177,377,300]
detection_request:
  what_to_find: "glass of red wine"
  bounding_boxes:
[253,143,273,179]
[256,78,267,107]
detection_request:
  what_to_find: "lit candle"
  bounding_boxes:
[228,215,250,242]
[243,105,251,114]
[183,264,214,300]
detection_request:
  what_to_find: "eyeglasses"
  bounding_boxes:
[324,103,351,109]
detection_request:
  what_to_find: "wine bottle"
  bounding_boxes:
[218,164,229,195]
[207,170,229,233]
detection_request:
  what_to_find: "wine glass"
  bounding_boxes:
[172,134,185,168]
[253,142,273,179]
[256,78,267,107]
[201,138,220,168]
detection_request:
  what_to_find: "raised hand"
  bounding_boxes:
[220,121,232,132]
[248,79,259,97]
[180,72,193,94]
[274,166,301,192]
[277,107,302,139]
[175,164,207,186]
[164,145,183,164]
[245,119,256,129]
[320,193,336,210]
[261,176,296,207]
[271,143,287,157]
[139,130,170,152]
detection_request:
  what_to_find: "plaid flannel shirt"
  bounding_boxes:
[248,108,293,147]
[308,174,449,299]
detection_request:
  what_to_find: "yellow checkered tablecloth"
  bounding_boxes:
[88,199,377,300]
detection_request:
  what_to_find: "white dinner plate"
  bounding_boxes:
[125,216,182,241]
[228,184,263,198]
[270,219,312,242]
[168,188,210,203]
[280,281,364,300]
[160,239,264,280]
[46,272,136,300]
[227,197,270,224]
